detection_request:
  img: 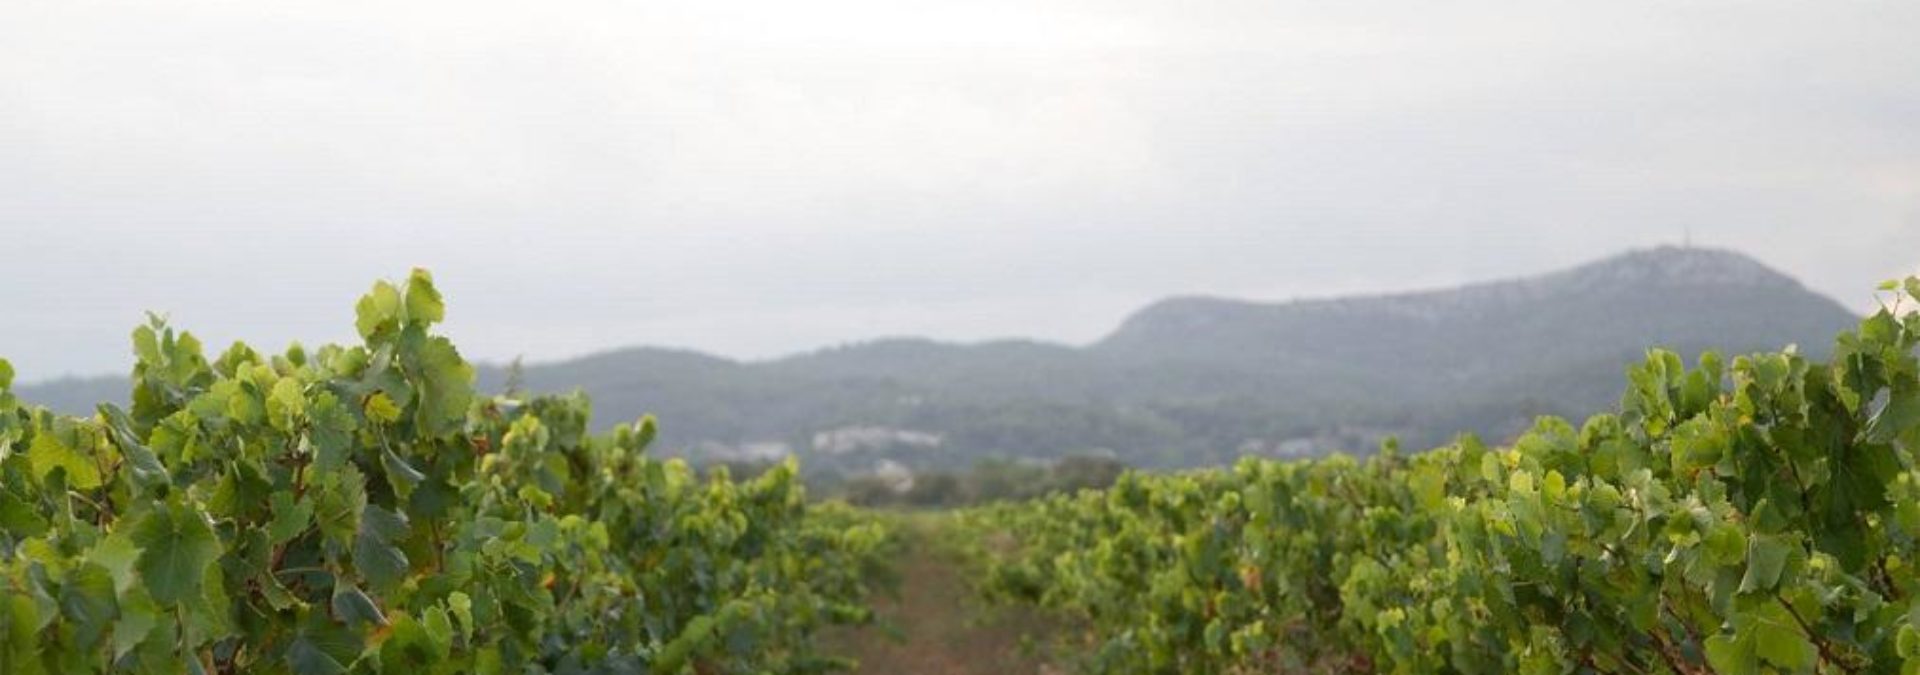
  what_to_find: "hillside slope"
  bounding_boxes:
[482,246,1857,473]
[17,247,1860,475]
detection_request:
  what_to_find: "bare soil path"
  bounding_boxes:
[820,515,1063,675]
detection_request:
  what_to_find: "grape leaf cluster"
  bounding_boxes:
[963,278,1920,674]
[0,270,890,674]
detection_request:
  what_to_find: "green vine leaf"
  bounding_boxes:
[131,498,221,606]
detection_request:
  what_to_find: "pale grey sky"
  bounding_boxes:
[2,0,1917,380]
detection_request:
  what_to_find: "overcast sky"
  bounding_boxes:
[2,0,1917,380]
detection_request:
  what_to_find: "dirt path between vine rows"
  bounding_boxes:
[820,516,1064,675]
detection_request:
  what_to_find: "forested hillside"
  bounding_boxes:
[22,247,1858,476]
[488,247,1859,472]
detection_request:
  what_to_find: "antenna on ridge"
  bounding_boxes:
[1683,227,1692,249]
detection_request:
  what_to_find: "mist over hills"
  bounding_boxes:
[16,246,1860,477]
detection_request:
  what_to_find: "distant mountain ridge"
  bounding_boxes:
[1094,247,1850,402]
[1102,246,1819,355]
[15,247,1861,476]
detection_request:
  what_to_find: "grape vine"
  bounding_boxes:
[962,278,1920,675]
[0,269,890,674]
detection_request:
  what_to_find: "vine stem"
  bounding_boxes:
[1774,594,1856,673]
[273,566,333,578]
[1650,631,1707,675]
[268,429,313,576]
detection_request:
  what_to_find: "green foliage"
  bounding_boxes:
[960,277,1920,674]
[0,269,890,673]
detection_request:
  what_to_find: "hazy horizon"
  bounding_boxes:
[4,1,1917,381]
[0,243,1894,384]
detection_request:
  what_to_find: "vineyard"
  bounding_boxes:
[7,268,1920,675]
[957,278,1920,674]
[0,270,891,674]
